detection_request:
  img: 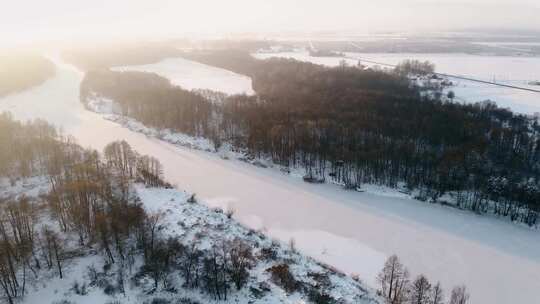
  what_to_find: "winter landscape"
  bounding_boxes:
[2,1,540,304]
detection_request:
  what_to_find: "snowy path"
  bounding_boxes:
[1,59,539,304]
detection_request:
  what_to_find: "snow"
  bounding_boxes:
[0,178,113,304]
[22,254,110,304]
[1,56,540,304]
[86,95,122,115]
[2,175,379,304]
[253,51,540,115]
[133,184,379,303]
[253,51,360,68]
[0,176,50,200]
[105,114,216,153]
[111,57,255,96]
[348,53,540,115]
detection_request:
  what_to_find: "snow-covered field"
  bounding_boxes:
[253,51,540,115]
[1,57,540,304]
[111,57,255,95]
[254,51,360,68]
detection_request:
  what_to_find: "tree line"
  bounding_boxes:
[62,44,182,71]
[378,255,470,304]
[80,70,214,138]
[81,51,540,227]
[0,54,55,97]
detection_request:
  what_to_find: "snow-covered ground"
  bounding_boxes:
[1,57,540,304]
[0,176,50,200]
[111,57,255,95]
[253,51,540,115]
[134,184,379,304]
[5,176,378,304]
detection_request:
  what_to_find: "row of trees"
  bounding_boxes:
[0,54,55,97]
[62,44,182,71]
[0,112,59,182]
[378,255,469,304]
[82,51,540,226]
[81,71,214,138]
[141,236,255,301]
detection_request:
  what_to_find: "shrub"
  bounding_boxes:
[258,246,278,261]
[307,272,331,289]
[187,194,197,203]
[150,298,171,304]
[289,238,297,253]
[71,280,88,295]
[176,298,201,304]
[250,286,267,299]
[87,265,99,286]
[103,262,112,273]
[103,280,120,295]
[225,207,235,219]
[266,264,299,294]
[308,288,337,304]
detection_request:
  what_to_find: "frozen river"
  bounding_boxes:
[1,58,539,304]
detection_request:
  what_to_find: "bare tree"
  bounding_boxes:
[377,255,410,304]
[410,275,431,304]
[182,243,202,289]
[43,228,64,279]
[430,281,444,304]
[202,245,229,300]
[449,285,470,304]
[227,238,254,290]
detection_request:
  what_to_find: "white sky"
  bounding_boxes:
[1,0,540,46]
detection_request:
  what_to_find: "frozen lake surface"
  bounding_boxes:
[1,58,539,304]
[254,51,540,115]
[112,57,254,95]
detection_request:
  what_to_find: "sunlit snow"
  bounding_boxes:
[112,57,255,95]
[1,57,540,304]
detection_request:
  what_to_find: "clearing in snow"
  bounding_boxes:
[112,57,255,96]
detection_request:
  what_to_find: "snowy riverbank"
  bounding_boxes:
[3,176,380,304]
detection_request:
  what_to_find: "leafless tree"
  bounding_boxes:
[449,285,470,304]
[410,275,431,304]
[430,281,444,304]
[227,238,254,290]
[377,255,410,304]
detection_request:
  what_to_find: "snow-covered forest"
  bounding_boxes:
[80,50,540,227]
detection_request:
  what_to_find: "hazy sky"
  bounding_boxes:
[2,0,540,46]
